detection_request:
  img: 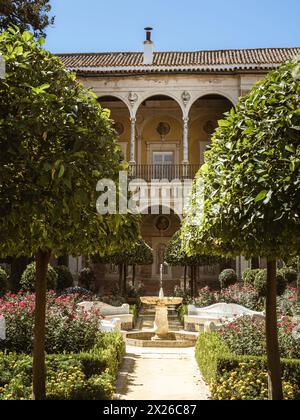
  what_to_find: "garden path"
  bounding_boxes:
[115,346,210,400]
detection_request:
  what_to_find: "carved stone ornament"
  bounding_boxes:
[128,92,138,107]
[157,122,171,139]
[182,91,191,107]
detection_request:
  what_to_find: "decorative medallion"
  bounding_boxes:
[156,122,171,140]
[203,120,217,135]
[114,122,124,136]
[128,92,138,107]
[182,91,191,107]
[155,216,170,232]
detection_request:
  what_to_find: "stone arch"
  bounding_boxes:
[188,94,234,166]
[187,91,236,114]
[98,95,131,161]
[135,92,184,116]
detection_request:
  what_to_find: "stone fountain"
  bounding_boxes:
[126,264,197,347]
[140,264,183,340]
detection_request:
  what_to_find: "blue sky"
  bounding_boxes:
[45,0,300,53]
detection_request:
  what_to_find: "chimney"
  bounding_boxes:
[143,27,154,65]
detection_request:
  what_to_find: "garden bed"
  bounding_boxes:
[195,316,300,400]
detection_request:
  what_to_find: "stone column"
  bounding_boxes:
[130,117,136,164]
[182,117,189,164]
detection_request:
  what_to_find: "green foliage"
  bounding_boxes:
[0,1,54,37]
[254,269,287,297]
[195,332,231,384]
[219,269,238,289]
[212,358,299,400]
[54,265,74,291]
[0,332,125,400]
[182,58,300,260]
[279,267,298,284]
[177,304,188,324]
[242,268,260,286]
[0,292,100,354]
[78,268,96,290]
[166,231,223,267]
[0,27,139,261]
[0,268,8,297]
[93,238,152,270]
[20,262,57,292]
[196,333,300,400]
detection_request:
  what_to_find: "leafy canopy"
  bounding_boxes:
[182,59,300,259]
[0,0,54,37]
[165,231,223,267]
[0,27,139,258]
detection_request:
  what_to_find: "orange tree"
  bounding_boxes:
[182,58,300,400]
[0,28,139,399]
[165,231,223,296]
[95,238,153,295]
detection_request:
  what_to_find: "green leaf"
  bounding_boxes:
[255,190,268,202]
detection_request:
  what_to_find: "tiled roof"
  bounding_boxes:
[59,48,300,75]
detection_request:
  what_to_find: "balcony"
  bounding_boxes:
[128,164,200,182]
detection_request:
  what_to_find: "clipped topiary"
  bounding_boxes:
[279,268,298,285]
[254,269,287,298]
[242,268,261,286]
[78,268,96,291]
[20,262,58,292]
[219,269,238,289]
[0,267,8,297]
[54,265,74,291]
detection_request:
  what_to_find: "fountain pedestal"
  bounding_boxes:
[153,306,169,340]
[140,295,183,340]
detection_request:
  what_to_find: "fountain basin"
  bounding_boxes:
[140,297,183,306]
[126,331,197,348]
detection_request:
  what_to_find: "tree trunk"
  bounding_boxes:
[266,259,283,400]
[118,263,123,294]
[123,264,127,297]
[132,265,136,286]
[297,260,300,304]
[183,266,187,293]
[33,249,51,400]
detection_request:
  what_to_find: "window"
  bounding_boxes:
[152,152,175,179]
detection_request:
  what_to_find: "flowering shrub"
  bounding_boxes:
[277,286,300,317]
[196,332,300,400]
[193,287,216,307]
[0,332,125,400]
[211,361,298,400]
[219,316,300,359]
[0,292,100,353]
[217,284,264,312]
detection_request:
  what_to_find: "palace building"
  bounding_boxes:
[59,29,300,294]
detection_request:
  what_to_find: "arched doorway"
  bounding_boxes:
[188,94,234,166]
[97,96,131,161]
[139,207,182,295]
[134,95,184,180]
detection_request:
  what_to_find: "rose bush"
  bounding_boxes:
[0,292,101,353]
[219,316,300,359]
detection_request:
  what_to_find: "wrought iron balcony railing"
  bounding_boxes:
[128,164,199,181]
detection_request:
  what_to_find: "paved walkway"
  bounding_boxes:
[116,346,210,400]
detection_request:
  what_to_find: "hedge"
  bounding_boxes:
[0,332,125,400]
[177,304,188,324]
[196,332,300,400]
